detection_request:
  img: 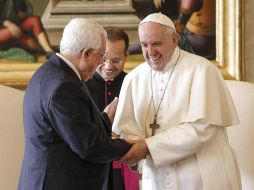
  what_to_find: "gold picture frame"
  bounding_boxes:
[0,0,244,90]
[214,0,244,80]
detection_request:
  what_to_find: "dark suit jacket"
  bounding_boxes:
[18,54,131,190]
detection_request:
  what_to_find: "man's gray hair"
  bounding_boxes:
[60,18,106,55]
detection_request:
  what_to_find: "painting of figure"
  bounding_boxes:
[0,0,54,62]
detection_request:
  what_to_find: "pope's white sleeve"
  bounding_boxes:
[145,123,219,167]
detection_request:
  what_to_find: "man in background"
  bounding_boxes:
[86,26,140,190]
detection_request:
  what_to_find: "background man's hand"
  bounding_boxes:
[103,97,118,123]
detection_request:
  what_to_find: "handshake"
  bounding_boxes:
[119,138,149,167]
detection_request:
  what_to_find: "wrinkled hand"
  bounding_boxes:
[120,139,149,166]
[3,20,22,39]
[103,97,118,123]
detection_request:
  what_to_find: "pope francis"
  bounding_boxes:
[113,13,242,190]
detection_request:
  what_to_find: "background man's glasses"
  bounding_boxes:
[103,59,123,65]
[103,59,124,64]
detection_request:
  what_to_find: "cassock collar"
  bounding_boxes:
[93,71,127,83]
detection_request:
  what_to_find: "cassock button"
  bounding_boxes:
[108,92,112,96]
[107,81,111,85]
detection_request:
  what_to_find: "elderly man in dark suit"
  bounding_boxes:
[18,18,131,190]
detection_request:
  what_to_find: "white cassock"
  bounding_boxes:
[112,47,242,190]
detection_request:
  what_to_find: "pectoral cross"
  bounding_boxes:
[150,117,160,136]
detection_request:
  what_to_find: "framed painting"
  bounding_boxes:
[0,0,244,90]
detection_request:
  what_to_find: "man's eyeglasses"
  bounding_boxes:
[103,59,124,65]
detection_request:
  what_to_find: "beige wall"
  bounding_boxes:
[245,0,254,83]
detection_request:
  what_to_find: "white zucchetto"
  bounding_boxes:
[139,13,176,30]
